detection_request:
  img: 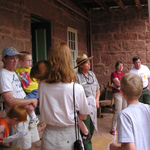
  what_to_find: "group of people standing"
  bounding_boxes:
[110,56,150,150]
[0,43,100,150]
[110,56,150,134]
[1,42,150,150]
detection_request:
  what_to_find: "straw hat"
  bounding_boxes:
[74,54,93,68]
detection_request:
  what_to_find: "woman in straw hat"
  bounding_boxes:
[31,43,90,150]
[75,54,100,150]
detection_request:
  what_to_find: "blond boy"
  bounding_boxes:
[110,73,150,150]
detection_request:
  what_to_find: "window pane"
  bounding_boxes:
[73,33,75,41]
[73,41,75,50]
[67,27,77,67]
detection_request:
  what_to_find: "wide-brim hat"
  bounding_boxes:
[2,47,20,58]
[74,54,93,68]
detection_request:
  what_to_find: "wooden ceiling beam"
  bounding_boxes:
[114,0,126,10]
[95,0,109,10]
[135,0,142,9]
[78,0,93,2]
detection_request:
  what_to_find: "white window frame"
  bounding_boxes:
[67,27,78,68]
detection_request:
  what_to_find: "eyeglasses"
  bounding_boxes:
[82,73,94,84]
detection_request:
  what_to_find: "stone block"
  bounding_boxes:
[114,33,137,40]
[126,51,146,64]
[122,40,146,51]
[0,10,22,29]
[121,21,146,33]
[146,51,150,63]
[24,41,32,51]
[54,28,67,41]
[93,43,104,52]
[0,27,11,34]
[105,41,122,51]
[101,52,126,66]
[146,43,150,51]
[23,19,31,32]
[139,32,150,40]
[101,23,120,33]
[97,74,110,85]
[93,34,113,42]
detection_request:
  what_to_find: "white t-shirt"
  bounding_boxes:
[118,103,150,150]
[129,65,150,88]
[38,82,90,126]
[0,68,26,111]
[0,68,26,98]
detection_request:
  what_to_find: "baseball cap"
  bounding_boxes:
[2,47,20,58]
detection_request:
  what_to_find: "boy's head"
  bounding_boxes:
[120,73,143,101]
[19,51,32,68]
[30,60,49,81]
[7,105,27,126]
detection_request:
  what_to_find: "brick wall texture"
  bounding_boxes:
[0,0,150,85]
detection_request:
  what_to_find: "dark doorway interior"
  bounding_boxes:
[31,16,51,64]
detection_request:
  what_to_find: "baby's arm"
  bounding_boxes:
[25,104,35,114]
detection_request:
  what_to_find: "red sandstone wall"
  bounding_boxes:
[0,0,88,67]
[91,7,150,84]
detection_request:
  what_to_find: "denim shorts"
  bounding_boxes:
[25,89,38,99]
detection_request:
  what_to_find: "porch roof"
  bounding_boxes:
[73,0,148,11]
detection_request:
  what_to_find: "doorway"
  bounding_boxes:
[31,16,51,64]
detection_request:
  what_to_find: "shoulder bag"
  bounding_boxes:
[73,83,83,150]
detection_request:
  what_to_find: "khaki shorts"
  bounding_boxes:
[42,125,84,150]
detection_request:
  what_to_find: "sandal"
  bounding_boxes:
[81,132,91,143]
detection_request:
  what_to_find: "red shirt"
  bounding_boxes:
[111,71,125,93]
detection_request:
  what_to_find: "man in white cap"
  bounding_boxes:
[0,47,39,150]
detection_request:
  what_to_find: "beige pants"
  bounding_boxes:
[111,92,127,131]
